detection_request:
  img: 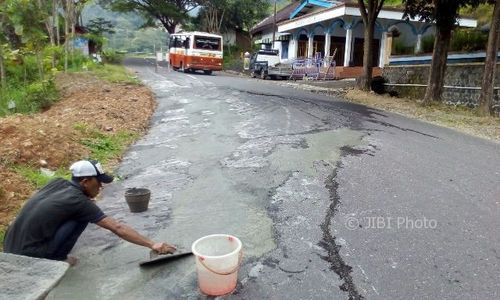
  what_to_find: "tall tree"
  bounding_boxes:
[7,0,49,80]
[357,0,385,91]
[197,0,228,33]
[403,0,482,106]
[0,2,9,89]
[227,0,269,40]
[102,0,198,33]
[87,17,115,52]
[193,0,270,43]
[478,0,500,116]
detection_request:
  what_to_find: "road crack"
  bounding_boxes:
[319,160,364,300]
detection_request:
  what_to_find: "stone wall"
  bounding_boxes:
[382,63,500,109]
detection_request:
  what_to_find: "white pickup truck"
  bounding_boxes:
[249,50,292,80]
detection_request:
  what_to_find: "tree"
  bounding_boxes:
[403,0,482,106]
[87,17,116,52]
[192,0,270,44]
[478,0,500,116]
[0,3,9,89]
[226,0,269,41]
[102,0,198,34]
[7,0,49,80]
[357,0,385,91]
[197,0,228,33]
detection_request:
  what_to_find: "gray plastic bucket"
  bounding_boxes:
[125,188,150,213]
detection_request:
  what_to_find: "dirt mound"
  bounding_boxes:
[0,72,156,229]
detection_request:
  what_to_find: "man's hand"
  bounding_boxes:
[152,242,176,254]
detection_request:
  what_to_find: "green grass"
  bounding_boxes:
[0,80,59,117]
[0,229,5,250]
[87,63,141,85]
[125,53,155,59]
[384,0,403,8]
[74,122,138,163]
[13,165,70,189]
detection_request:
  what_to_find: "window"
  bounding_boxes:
[194,36,221,51]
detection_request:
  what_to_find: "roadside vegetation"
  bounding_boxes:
[0,62,153,249]
[0,0,153,245]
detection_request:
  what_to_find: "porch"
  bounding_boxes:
[334,66,382,79]
[289,66,382,80]
[267,1,476,69]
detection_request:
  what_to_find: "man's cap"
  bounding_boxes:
[70,160,114,183]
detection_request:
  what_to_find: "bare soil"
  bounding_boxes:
[0,73,156,230]
[345,90,500,142]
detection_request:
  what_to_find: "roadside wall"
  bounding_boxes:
[382,63,500,109]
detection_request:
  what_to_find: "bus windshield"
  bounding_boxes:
[194,36,221,51]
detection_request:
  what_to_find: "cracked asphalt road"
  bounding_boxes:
[48,58,500,300]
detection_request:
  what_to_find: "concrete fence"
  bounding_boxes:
[382,63,500,109]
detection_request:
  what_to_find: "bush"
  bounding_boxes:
[451,29,488,52]
[421,35,435,54]
[24,80,58,111]
[5,54,39,84]
[371,76,386,94]
[0,79,58,116]
[223,45,244,71]
[393,39,414,55]
[101,49,125,64]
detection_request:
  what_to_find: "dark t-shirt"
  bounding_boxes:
[3,178,106,258]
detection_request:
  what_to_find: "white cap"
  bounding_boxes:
[70,160,114,183]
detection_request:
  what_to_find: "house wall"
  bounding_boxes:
[260,16,437,65]
[223,31,236,46]
[235,33,251,50]
[383,63,500,110]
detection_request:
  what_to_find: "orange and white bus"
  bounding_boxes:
[168,32,223,75]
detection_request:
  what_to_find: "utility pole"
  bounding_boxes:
[272,0,277,49]
[154,43,158,73]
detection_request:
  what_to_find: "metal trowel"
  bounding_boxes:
[139,249,193,267]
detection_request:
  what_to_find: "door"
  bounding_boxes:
[281,41,289,59]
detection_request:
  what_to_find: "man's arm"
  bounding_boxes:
[96,216,176,254]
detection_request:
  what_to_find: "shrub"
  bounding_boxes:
[24,79,58,111]
[392,39,414,55]
[421,35,435,54]
[101,49,125,64]
[223,45,244,71]
[5,54,39,84]
[451,29,488,52]
[67,51,92,70]
[0,79,58,116]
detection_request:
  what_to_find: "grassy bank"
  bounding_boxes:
[0,63,152,249]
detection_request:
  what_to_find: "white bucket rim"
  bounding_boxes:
[191,234,242,260]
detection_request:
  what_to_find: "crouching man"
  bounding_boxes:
[3,160,175,266]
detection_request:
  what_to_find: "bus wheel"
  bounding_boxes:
[203,70,212,75]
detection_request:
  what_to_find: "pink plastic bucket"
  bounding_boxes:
[191,234,242,296]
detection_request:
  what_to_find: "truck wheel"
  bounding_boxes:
[260,70,267,80]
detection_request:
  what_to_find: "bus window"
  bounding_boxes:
[184,38,190,49]
[194,36,221,51]
[174,37,183,48]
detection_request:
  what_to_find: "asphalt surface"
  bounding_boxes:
[48,58,500,300]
